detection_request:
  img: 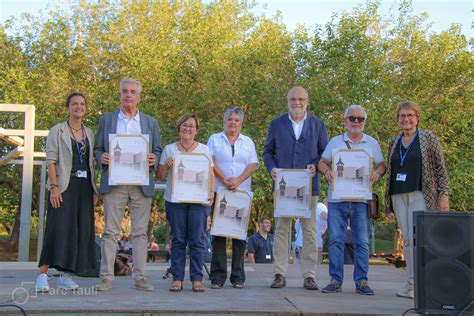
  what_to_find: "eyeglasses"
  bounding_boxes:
[346,116,366,123]
[181,124,196,129]
[398,113,417,119]
[288,97,307,102]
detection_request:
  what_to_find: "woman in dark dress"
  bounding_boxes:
[385,101,449,299]
[35,92,98,292]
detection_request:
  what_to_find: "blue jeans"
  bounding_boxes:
[165,201,209,282]
[328,202,369,285]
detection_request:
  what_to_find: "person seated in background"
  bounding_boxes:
[148,236,159,251]
[123,235,133,254]
[147,236,160,262]
[247,218,273,264]
[118,235,127,252]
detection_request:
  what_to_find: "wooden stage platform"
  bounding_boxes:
[0,262,417,315]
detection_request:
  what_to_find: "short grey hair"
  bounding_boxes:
[224,106,244,122]
[287,86,309,99]
[344,104,367,119]
[120,77,142,94]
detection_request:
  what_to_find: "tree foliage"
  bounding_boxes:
[0,0,472,238]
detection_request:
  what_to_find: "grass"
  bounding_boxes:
[370,239,394,254]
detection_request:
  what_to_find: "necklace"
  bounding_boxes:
[179,141,195,152]
[67,120,83,132]
[67,121,87,160]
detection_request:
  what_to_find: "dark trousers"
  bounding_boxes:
[165,201,209,282]
[210,236,246,285]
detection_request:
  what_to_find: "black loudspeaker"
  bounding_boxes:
[413,211,474,315]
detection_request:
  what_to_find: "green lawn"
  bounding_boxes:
[370,239,394,254]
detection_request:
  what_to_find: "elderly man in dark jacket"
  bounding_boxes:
[263,86,328,290]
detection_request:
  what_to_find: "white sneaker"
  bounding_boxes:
[58,273,79,290]
[35,273,49,292]
[396,281,414,299]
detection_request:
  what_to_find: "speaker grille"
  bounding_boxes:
[414,211,474,314]
[425,217,468,257]
[425,259,471,306]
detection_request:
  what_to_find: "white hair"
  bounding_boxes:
[287,86,309,99]
[344,104,367,119]
[224,107,244,122]
[120,77,142,94]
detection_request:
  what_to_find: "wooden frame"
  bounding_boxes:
[171,152,212,203]
[331,149,372,200]
[210,189,252,240]
[274,168,312,218]
[109,134,149,185]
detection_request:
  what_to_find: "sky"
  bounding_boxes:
[0,0,472,38]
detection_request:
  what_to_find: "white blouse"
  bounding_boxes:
[207,132,259,193]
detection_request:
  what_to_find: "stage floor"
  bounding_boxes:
[0,262,417,315]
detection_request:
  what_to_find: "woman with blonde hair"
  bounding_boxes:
[385,101,449,299]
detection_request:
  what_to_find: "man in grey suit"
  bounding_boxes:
[94,78,162,291]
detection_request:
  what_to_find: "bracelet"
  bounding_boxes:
[50,184,58,188]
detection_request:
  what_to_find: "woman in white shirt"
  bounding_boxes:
[158,114,214,293]
[207,107,259,289]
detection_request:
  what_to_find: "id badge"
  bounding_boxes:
[396,173,407,182]
[266,255,271,260]
[77,170,88,178]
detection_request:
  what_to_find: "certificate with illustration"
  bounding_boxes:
[109,134,149,185]
[332,149,372,200]
[274,169,312,218]
[171,153,212,203]
[211,189,252,240]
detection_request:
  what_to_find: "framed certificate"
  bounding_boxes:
[210,189,252,240]
[274,169,312,218]
[332,149,372,200]
[109,134,149,185]
[171,153,212,203]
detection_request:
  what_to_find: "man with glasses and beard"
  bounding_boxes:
[318,104,385,296]
[263,86,328,290]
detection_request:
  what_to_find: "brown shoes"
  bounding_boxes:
[303,277,319,290]
[192,281,205,292]
[270,274,286,288]
[169,280,183,292]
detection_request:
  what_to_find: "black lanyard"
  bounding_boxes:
[399,129,418,167]
[68,121,86,164]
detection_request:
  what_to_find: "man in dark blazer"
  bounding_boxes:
[263,86,328,290]
[94,78,162,292]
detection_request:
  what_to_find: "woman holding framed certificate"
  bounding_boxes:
[35,93,98,292]
[207,107,258,289]
[157,114,214,292]
[385,101,449,299]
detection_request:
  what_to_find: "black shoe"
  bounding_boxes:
[303,277,319,290]
[270,274,286,288]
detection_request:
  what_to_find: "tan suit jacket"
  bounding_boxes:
[46,121,97,193]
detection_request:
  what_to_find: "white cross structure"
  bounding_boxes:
[0,104,49,261]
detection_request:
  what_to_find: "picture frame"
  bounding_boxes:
[108,134,149,185]
[332,149,372,200]
[210,189,252,240]
[274,169,312,218]
[171,152,212,204]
